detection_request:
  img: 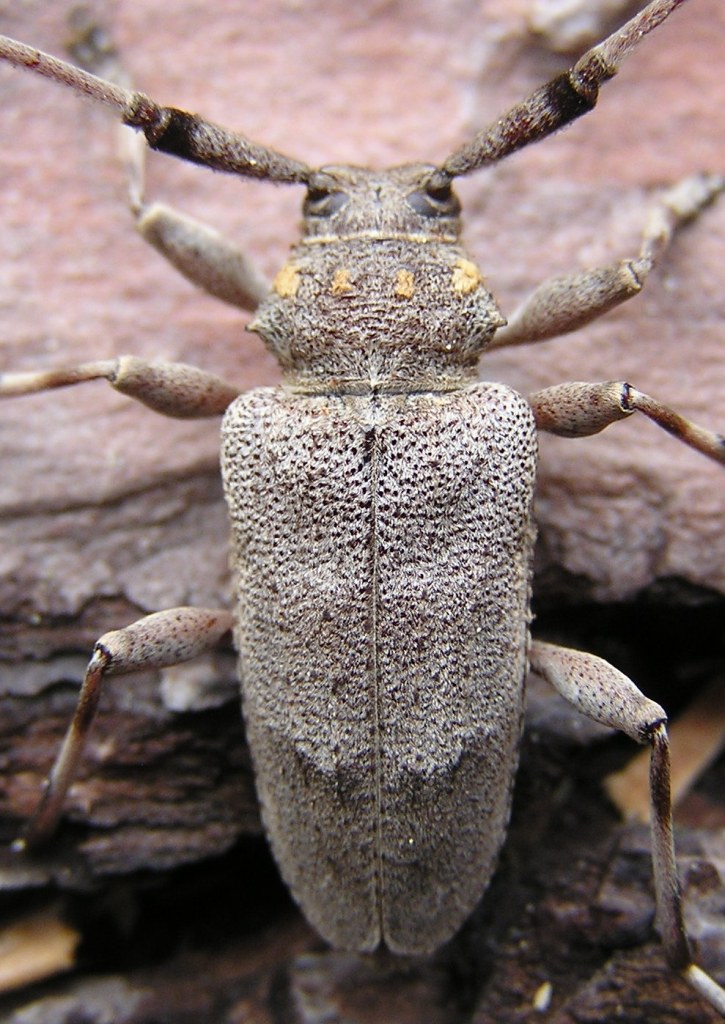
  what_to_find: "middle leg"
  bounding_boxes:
[529,379,725,465]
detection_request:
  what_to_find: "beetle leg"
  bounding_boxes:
[529,639,725,1016]
[529,379,725,465]
[491,173,724,348]
[66,12,270,311]
[0,354,240,418]
[14,606,233,850]
[134,203,270,311]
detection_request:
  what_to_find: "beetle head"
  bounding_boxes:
[300,165,462,242]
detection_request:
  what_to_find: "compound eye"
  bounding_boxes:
[406,181,461,218]
[303,188,349,217]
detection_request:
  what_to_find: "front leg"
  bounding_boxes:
[491,174,724,348]
[66,12,270,312]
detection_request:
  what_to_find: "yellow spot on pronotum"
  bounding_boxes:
[331,268,353,295]
[273,263,301,298]
[452,258,482,295]
[394,269,415,299]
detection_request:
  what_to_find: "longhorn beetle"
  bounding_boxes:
[1,0,724,1014]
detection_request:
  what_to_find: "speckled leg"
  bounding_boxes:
[133,202,270,310]
[530,640,725,1015]
[491,174,724,348]
[14,607,233,850]
[529,379,725,465]
[0,355,240,418]
[66,12,269,311]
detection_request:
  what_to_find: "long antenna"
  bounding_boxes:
[0,34,311,184]
[438,0,687,181]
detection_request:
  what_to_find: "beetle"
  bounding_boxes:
[0,0,724,1014]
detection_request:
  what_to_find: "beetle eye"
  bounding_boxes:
[426,182,452,202]
[303,188,349,217]
[406,183,461,218]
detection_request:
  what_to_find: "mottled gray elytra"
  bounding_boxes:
[1,0,724,1013]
